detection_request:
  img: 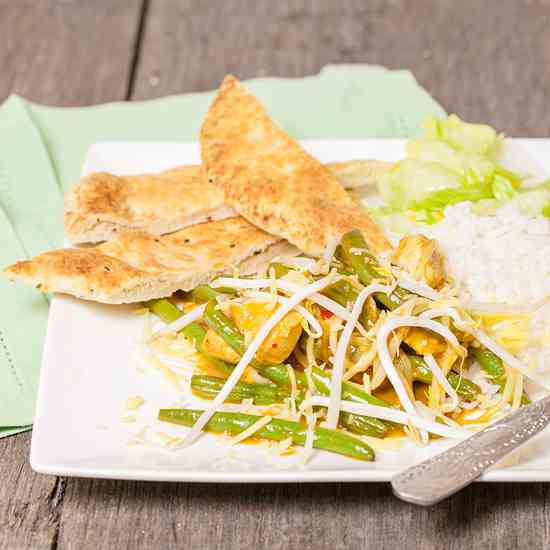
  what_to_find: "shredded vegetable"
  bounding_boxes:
[181,272,336,447]
[375,115,532,223]
[326,283,394,428]
[143,224,539,463]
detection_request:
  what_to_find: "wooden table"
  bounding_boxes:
[1,2,549,548]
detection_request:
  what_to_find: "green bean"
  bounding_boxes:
[339,230,408,310]
[447,372,480,401]
[335,264,354,276]
[321,279,358,308]
[268,262,291,278]
[258,363,307,386]
[472,348,530,405]
[321,279,378,326]
[148,300,297,382]
[145,298,203,343]
[192,373,386,438]
[189,284,239,303]
[408,354,480,401]
[270,365,390,437]
[149,299,389,436]
[339,230,387,281]
[146,299,209,348]
[254,362,389,407]
[204,299,248,356]
[472,348,504,386]
[310,366,391,408]
[407,353,431,382]
[190,290,389,407]
[339,413,386,438]
[147,300,303,383]
[313,370,394,435]
[146,298,184,324]
[145,299,234,376]
[191,375,290,405]
[189,285,222,303]
[159,408,374,461]
[339,412,386,438]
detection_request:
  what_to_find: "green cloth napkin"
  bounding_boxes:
[0,65,445,438]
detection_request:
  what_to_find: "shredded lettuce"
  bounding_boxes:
[422,114,503,157]
[472,183,550,218]
[377,159,462,211]
[412,183,494,211]
[491,175,518,201]
[377,115,529,223]
[407,138,496,184]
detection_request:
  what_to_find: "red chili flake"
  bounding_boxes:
[320,308,334,320]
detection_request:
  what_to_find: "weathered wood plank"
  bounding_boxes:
[0,1,142,548]
[131,0,550,136]
[56,479,550,550]
[131,0,372,98]
[0,0,143,105]
[0,433,64,550]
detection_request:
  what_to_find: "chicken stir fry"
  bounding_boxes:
[146,229,535,463]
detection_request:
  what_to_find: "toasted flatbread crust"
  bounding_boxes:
[4,217,283,304]
[201,75,391,256]
[324,159,392,189]
[65,161,389,244]
[64,165,236,244]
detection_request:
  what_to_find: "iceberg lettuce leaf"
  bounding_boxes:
[377,159,463,210]
[491,175,518,201]
[422,114,503,156]
[408,137,497,184]
[411,183,494,212]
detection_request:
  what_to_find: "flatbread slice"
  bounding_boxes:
[325,159,391,190]
[4,217,296,304]
[65,161,391,244]
[201,75,392,256]
[64,165,234,244]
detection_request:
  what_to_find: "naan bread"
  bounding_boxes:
[65,161,390,244]
[64,165,235,244]
[4,217,293,304]
[201,75,391,256]
[325,159,391,190]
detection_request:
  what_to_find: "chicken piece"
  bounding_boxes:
[201,301,303,365]
[404,327,447,355]
[231,302,303,364]
[202,328,241,364]
[392,234,446,289]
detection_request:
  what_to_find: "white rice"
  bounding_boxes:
[391,201,550,378]
[417,202,550,307]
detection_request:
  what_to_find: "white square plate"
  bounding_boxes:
[31,139,550,483]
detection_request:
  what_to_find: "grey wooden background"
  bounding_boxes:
[1,1,550,549]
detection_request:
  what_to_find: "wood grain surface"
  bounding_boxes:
[132,0,550,136]
[1,1,550,549]
[0,0,143,105]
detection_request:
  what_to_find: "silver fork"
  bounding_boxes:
[391,395,550,505]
